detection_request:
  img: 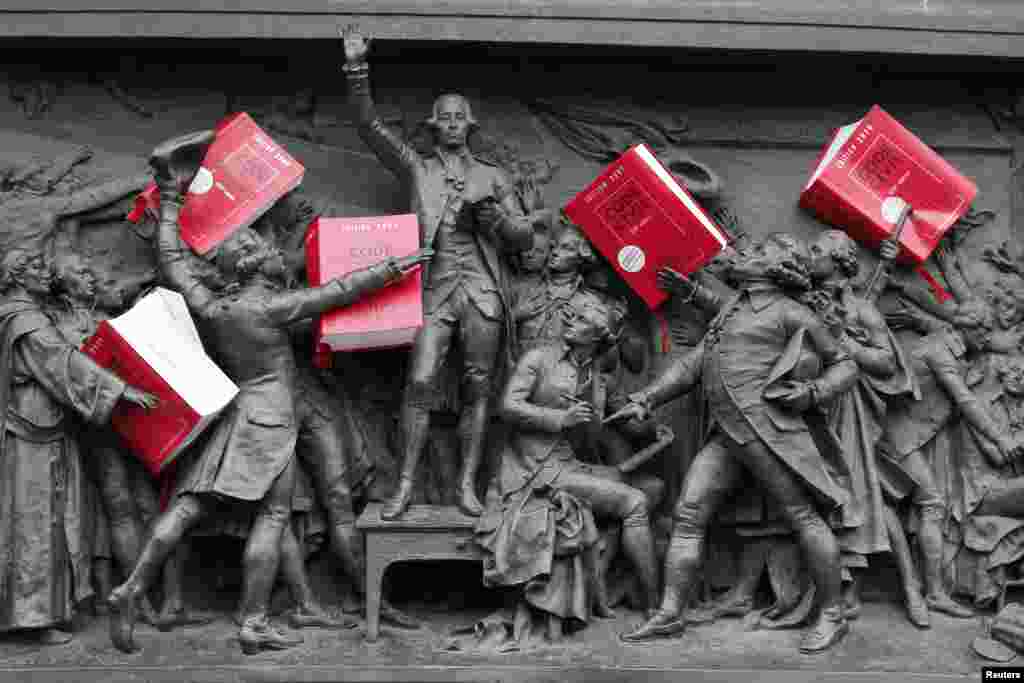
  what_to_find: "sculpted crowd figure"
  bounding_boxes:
[3,26,1024,664]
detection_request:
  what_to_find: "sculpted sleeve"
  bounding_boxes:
[843,301,897,379]
[786,304,858,405]
[632,340,705,411]
[156,192,216,312]
[500,350,568,433]
[265,260,399,327]
[17,323,126,425]
[348,65,420,181]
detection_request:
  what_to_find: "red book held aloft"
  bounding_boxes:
[127,112,304,255]
[563,143,729,310]
[800,105,977,264]
[82,288,239,477]
[305,214,423,363]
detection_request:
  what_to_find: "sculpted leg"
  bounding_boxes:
[621,436,741,643]
[883,502,929,628]
[279,522,354,630]
[737,439,846,653]
[383,318,453,520]
[238,460,303,654]
[108,493,208,653]
[902,451,972,619]
[454,308,503,517]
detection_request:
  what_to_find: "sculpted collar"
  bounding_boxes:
[743,281,784,313]
[435,145,474,167]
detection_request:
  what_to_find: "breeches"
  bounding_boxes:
[296,405,355,524]
[672,433,827,537]
[405,291,504,406]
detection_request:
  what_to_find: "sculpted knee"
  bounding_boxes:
[622,489,650,528]
[672,499,708,537]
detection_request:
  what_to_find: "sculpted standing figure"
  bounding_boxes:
[878,298,1018,620]
[342,26,533,519]
[804,232,929,626]
[616,234,857,653]
[106,131,429,654]
[0,249,156,645]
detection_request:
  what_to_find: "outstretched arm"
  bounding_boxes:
[53,172,151,219]
[933,242,973,304]
[341,25,418,180]
[264,248,431,327]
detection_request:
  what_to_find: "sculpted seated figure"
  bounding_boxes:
[476,293,661,635]
[614,233,858,653]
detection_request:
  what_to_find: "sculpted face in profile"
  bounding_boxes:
[57,255,97,302]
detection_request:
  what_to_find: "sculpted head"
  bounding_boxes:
[547,226,596,275]
[0,249,53,296]
[728,232,811,291]
[212,227,286,283]
[520,228,551,275]
[953,298,995,352]
[997,356,1024,397]
[561,292,625,353]
[426,94,477,150]
[809,230,860,282]
[55,252,97,303]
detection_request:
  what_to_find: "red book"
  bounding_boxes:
[305,214,423,363]
[81,288,238,477]
[127,112,304,254]
[563,143,729,310]
[800,105,977,264]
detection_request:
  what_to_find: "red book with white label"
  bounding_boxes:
[81,288,239,477]
[127,112,304,254]
[800,105,977,264]
[305,214,423,362]
[563,143,729,310]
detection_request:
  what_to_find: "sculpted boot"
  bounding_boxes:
[383,399,431,520]
[238,616,303,655]
[798,605,848,654]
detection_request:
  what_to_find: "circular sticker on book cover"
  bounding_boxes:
[188,167,214,195]
[618,245,646,273]
[881,196,908,224]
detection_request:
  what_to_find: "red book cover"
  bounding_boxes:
[127,112,304,254]
[81,289,238,477]
[800,105,977,264]
[305,214,423,361]
[563,143,729,310]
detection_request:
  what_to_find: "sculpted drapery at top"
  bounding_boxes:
[342,25,533,519]
[615,234,857,654]
[106,130,428,655]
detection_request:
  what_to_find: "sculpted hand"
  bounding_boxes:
[562,402,595,429]
[602,400,648,425]
[474,200,506,230]
[657,267,697,300]
[878,238,900,263]
[340,24,372,64]
[149,130,215,196]
[768,380,814,413]
[123,386,160,412]
[391,248,434,276]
